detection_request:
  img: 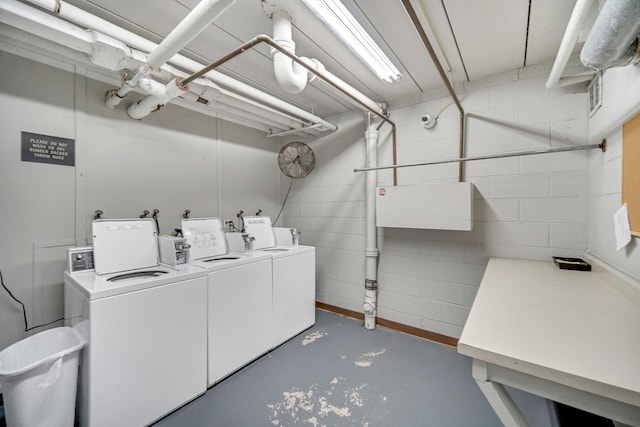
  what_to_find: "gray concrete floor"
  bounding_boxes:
[154,309,556,426]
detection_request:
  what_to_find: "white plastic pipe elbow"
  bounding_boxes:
[273,50,309,94]
[127,77,188,119]
[270,10,321,94]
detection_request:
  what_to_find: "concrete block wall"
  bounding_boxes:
[286,63,593,338]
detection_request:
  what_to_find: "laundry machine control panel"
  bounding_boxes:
[68,246,95,274]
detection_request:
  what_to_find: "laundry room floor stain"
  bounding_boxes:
[154,309,557,427]
[301,330,327,346]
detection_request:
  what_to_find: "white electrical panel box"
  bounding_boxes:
[376,182,474,231]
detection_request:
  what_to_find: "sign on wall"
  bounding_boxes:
[21,131,75,166]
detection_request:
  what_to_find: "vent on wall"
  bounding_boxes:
[587,72,602,117]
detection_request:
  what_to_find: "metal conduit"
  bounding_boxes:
[401,0,466,183]
[180,33,400,184]
[354,140,606,173]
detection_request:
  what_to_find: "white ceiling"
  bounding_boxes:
[24,0,580,118]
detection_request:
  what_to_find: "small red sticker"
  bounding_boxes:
[379,188,386,196]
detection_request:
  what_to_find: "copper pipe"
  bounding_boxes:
[401,0,466,182]
[459,114,465,182]
[181,34,389,120]
[181,38,262,86]
[181,33,398,184]
[376,118,397,185]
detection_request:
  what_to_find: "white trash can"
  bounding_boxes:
[0,327,85,427]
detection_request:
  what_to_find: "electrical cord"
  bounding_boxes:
[273,177,294,225]
[0,269,64,332]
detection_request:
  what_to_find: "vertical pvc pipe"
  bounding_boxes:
[363,125,379,330]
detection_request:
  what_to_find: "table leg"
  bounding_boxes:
[472,359,530,427]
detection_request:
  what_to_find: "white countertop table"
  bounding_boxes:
[458,257,640,426]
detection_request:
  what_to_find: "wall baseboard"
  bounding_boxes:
[315,301,458,348]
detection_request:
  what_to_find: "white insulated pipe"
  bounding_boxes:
[363,126,379,330]
[545,0,596,88]
[147,0,235,68]
[179,92,277,132]
[127,77,189,119]
[581,0,640,70]
[105,66,149,109]
[194,85,308,130]
[320,68,385,117]
[113,0,234,118]
[0,0,94,54]
[0,9,297,134]
[23,0,336,131]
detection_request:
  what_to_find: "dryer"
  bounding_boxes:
[181,218,273,385]
[244,216,316,348]
[64,219,208,427]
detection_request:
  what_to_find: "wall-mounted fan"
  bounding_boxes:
[278,142,316,179]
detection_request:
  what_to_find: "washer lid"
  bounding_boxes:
[92,219,159,275]
[244,216,276,249]
[181,218,228,260]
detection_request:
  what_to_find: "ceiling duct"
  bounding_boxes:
[580,0,640,70]
[545,0,597,88]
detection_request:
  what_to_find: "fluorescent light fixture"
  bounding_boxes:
[302,0,402,83]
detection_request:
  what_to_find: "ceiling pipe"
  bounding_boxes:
[581,0,640,70]
[3,1,327,134]
[266,9,386,117]
[147,0,235,69]
[181,34,386,118]
[545,0,596,88]
[104,66,148,109]
[266,124,322,138]
[363,122,379,330]
[270,10,321,94]
[0,15,303,135]
[0,0,94,54]
[193,84,312,130]
[127,77,190,119]
[179,92,283,132]
[21,0,335,132]
[112,0,235,116]
[401,0,465,183]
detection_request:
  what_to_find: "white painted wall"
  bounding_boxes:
[286,63,594,338]
[0,50,280,350]
[0,52,76,350]
[2,40,637,352]
[587,65,640,279]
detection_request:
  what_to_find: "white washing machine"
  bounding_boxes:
[244,216,316,348]
[64,219,208,427]
[181,218,273,385]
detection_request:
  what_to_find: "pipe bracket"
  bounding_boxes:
[365,279,378,290]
